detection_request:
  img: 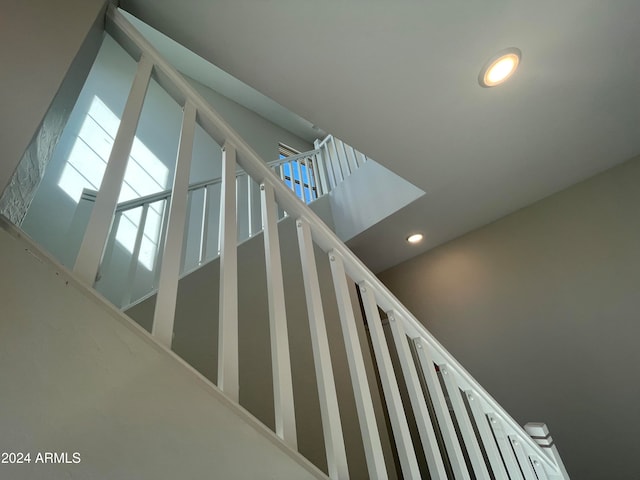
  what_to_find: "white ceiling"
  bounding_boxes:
[120,0,640,272]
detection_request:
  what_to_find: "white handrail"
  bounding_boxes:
[103,7,568,478]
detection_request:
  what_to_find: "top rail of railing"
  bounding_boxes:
[107,6,562,475]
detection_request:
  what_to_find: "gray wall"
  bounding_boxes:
[378,154,640,480]
[0,219,325,480]
[0,0,107,196]
[126,203,399,479]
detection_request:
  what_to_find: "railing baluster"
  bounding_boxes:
[509,435,538,479]
[329,137,345,182]
[338,139,352,176]
[295,159,304,200]
[328,252,388,480]
[74,54,153,285]
[261,181,297,449]
[414,338,471,479]
[313,140,329,195]
[218,142,239,401]
[199,185,211,264]
[301,157,312,203]
[151,101,197,348]
[247,174,255,237]
[296,219,348,479]
[121,203,149,307]
[530,455,550,480]
[385,310,448,479]
[323,143,337,189]
[488,415,525,479]
[525,423,569,480]
[311,152,323,198]
[180,190,193,273]
[439,365,492,479]
[465,389,510,479]
[359,282,420,479]
[153,198,170,289]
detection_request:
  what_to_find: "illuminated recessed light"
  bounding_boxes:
[479,48,521,87]
[407,233,424,244]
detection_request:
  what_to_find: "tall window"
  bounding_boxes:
[278,143,317,202]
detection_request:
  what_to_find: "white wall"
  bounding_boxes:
[0,218,325,480]
[19,32,312,307]
[379,154,640,480]
[327,159,425,241]
[0,0,107,196]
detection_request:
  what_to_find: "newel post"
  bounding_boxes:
[525,423,570,479]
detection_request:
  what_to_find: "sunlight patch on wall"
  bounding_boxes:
[57,96,170,270]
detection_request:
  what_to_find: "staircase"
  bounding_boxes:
[72,134,367,309]
[0,6,570,479]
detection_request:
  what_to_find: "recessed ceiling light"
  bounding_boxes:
[479,48,521,87]
[407,233,424,244]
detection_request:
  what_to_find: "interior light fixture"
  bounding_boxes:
[479,48,521,87]
[406,233,424,244]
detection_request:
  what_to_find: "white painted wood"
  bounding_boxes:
[261,181,297,449]
[153,199,170,289]
[301,157,312,203]
[509,435,538,479]
[322,143,337,189]
[179,190,193,273]
[530,455,550,480]
[151,101,197,348]
[414,338,471,480]
[359,282,420,479]
[312,140,329,195]
[74,54,153,285]
[346,145,359,172]
[247,174,255,237]
[121,203,149,307]
[311,153,323,197]
[217,141,239,401]
[329,137,345,182]
[386,312,448,479]
[328,252,388,480]
[525,423,570,480]
[296,219,349,479]
[465,389,510,480]
[97,211,121,283]
[489,415,524,480]
[334,138,351,177]
[439,365,492,480]
[199,185,211,264]
[294,159,305,201]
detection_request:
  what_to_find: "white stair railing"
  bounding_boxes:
[73,139,365,309]
[65,6,572,479]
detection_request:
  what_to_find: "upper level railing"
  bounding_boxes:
[29,6,572,479]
